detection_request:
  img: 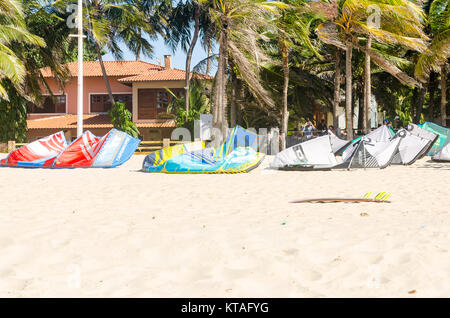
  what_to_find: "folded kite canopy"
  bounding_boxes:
[391,124,438,165]
[419,122,450,156]
[270,134,349,170]
[432,142,450,162]
[270,132,352,171]
[0,131,67,168]
[142,126,265,174]
[271,124,440,170]
[1,129,140,168]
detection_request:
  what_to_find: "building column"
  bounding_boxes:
[132,84,138,122]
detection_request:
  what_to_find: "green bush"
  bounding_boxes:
[0,81,28,143]
[108,102,140,138]
[167,80,210,136]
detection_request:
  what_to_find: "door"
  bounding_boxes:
[138,89,157,120]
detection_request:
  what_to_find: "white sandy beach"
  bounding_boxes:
[0,155,449,297]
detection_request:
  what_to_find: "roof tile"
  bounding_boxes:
[40,60,212,82]
[118,69,212,82]
[41,61,164,78]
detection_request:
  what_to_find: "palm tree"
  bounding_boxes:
[318,0,428,139]
[164,0,217,120]
[206,0,285,135]
[119,0,161,61]
[0,0,45,100]
[416,0,449,126]
[1,0,84,142]
[165,1,203,119]
[310,0,342,130]
[363,34,372,132]
[184,2,201,118]
[76,0,155,105]
[269,0,323,149]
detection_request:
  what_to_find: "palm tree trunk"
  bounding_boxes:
[230,68,237,127]
[212,48,223,126]
[358,93,364,132]
[236,83,244,126]
[222,34,228,136]
[428,72,437,121]
[184,3,200,119]
[136,29,141,61]
[413,87,427,124]
[333,49,341,130]
[345,40,353,140]
[213,29,228,136]
[95,42,115,106]
[441,66,447,126]
[281,42,289,150]
[206,39,212,75]
[355,42,422,88]
[363,36,371,133]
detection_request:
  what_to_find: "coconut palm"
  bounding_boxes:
[69,0,157,105]
[119,0,162,61]
[0,0,45,100]
[1,0,85,142]
[205,0,287,135]
[416,0,449,126]
[164,0,215,119]
[318,0,428,139]
[267,0,324,149]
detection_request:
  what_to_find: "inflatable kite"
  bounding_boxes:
[142,126,265,173]
[271,124,439,170]
[391,123,438,165]
[0,129,140,168]
[419,122,450,156]
[270,133,350,170]
[432,142,450,162]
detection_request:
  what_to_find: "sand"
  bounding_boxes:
[0,155,449,297]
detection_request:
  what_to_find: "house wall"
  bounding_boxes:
[26,77,182,141]
[131,81,185,122]
[37,77,132,115]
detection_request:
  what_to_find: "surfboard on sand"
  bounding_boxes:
[290,192,391,203]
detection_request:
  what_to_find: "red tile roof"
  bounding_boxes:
[27,114,176,129]
[41,61,163,78]
[118,69,211,82]
[40,60,212,82]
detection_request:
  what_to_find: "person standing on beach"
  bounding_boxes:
[394,115,404,129]
[302,121,316,139]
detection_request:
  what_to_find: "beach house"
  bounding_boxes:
[28,55,210,141]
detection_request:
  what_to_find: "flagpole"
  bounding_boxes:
[77,0,83,137]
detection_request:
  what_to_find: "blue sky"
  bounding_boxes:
[102,35,217,74]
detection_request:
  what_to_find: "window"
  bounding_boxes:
[138,89,179,120]
[90,94,132,113]
[156,91,169,110]
[28,95,66,113]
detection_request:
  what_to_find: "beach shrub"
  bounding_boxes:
[167,79,210,135]
[108,102,140,139]
[0,81,28,143]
